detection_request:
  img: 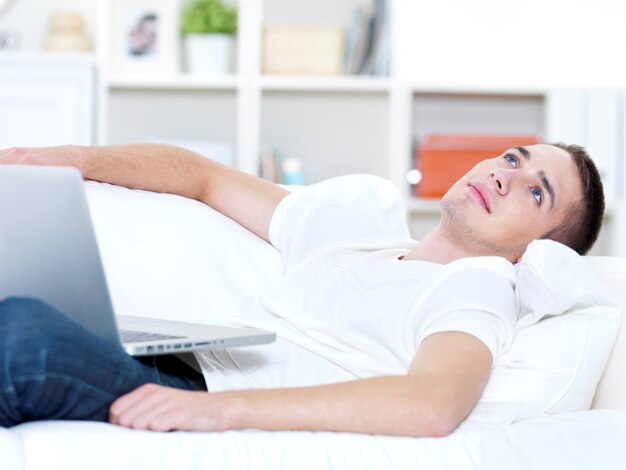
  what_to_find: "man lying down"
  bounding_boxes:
[0,142,610,436]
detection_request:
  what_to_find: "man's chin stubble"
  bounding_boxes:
[440,199,511,257]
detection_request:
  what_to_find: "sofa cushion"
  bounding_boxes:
[84,181,284,325]
[0,427,24,470]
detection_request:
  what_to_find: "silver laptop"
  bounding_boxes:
[0,165,275,356]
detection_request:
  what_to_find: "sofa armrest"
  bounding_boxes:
[585,256,626,409]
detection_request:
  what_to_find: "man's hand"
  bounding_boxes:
[0,146,86,172]
[109,383,232,432]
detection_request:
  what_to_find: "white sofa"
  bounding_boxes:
[2,182,626,470]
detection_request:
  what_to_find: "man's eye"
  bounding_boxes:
[503,154,518,167]
[531,187,542,205]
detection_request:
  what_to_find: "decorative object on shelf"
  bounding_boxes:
[280,157,305,185]
[180,0,237,75]
[110,0,181,76]
[259,143,305,185]
[0,27,18,50]
[344,0,390,76]
[263,26,344,76]
[43,12,92,52]
[0,0,20,51]
[0,0,17,19]
[414,134,541,198]
[259,143,282,183]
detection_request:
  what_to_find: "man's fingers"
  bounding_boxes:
[0,148,44,166]
[144,409,187,432]
[0,146,82,169]
[109,383,167,425]
[0,147,26,164]
[123,400,180,431]
[110,386,222,433]
[111,387,193,431]
[132,396,215,432]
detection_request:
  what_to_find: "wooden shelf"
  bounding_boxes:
[0,51,96,66]
[107,74,392,93]
[409,82,545,96]
[261,75,391,93]
[107,74,239,90]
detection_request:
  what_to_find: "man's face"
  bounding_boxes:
[440,144,583,262]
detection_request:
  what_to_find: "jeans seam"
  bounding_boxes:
[14,372,120,402]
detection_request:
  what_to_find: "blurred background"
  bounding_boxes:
[0,0,625,255]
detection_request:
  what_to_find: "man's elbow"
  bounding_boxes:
[405,404,463,438]
[426,408,460,437]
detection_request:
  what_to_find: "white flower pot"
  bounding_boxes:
[184,34,234,75]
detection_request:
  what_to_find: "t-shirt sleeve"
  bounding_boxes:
[412,260,517,364]
[268,174,411,270]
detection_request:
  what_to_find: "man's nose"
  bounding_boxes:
[489,168,515,194]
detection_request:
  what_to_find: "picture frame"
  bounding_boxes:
[109,0,181,76]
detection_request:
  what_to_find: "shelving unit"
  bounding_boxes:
[93,0,560,191]
[89,0,622,256]
[95,0,403,184]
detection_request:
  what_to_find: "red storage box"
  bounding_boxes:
[415,134,541,198]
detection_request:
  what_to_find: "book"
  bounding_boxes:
[347,5,371,74]
[351,0,390,76]
[357,9,377,74]
[375,0,391,76]
[343,7,363,74]
[259,142,282,183]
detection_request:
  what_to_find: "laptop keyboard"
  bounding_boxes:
[120,329,186,343]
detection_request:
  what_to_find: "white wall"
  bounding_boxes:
[396,0,626,88]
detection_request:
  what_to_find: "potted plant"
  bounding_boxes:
[180,0,237,75]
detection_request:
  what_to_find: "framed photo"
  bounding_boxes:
[109,0,181,76]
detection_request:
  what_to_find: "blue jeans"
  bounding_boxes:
[0,297,206,427]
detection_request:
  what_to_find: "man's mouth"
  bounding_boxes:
[469,183,491,213]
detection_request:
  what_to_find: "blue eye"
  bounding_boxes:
[531,187,542,204]
[504,154,518,167]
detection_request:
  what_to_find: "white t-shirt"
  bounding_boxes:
[195,175,517,392]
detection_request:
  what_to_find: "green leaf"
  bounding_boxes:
[180,0,238,35]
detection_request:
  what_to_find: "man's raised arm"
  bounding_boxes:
[0,144,289,242]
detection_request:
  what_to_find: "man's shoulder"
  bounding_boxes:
[446,256,516,280]
[302,174,401,203]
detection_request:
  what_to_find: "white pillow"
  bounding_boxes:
[84,181,284,325]
[480,240,621,413]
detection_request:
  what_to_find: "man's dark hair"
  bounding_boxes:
[540,142,605,255]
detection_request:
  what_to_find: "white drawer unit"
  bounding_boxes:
[0,53,95,147]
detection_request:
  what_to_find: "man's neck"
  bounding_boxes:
[403,224,482,264]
